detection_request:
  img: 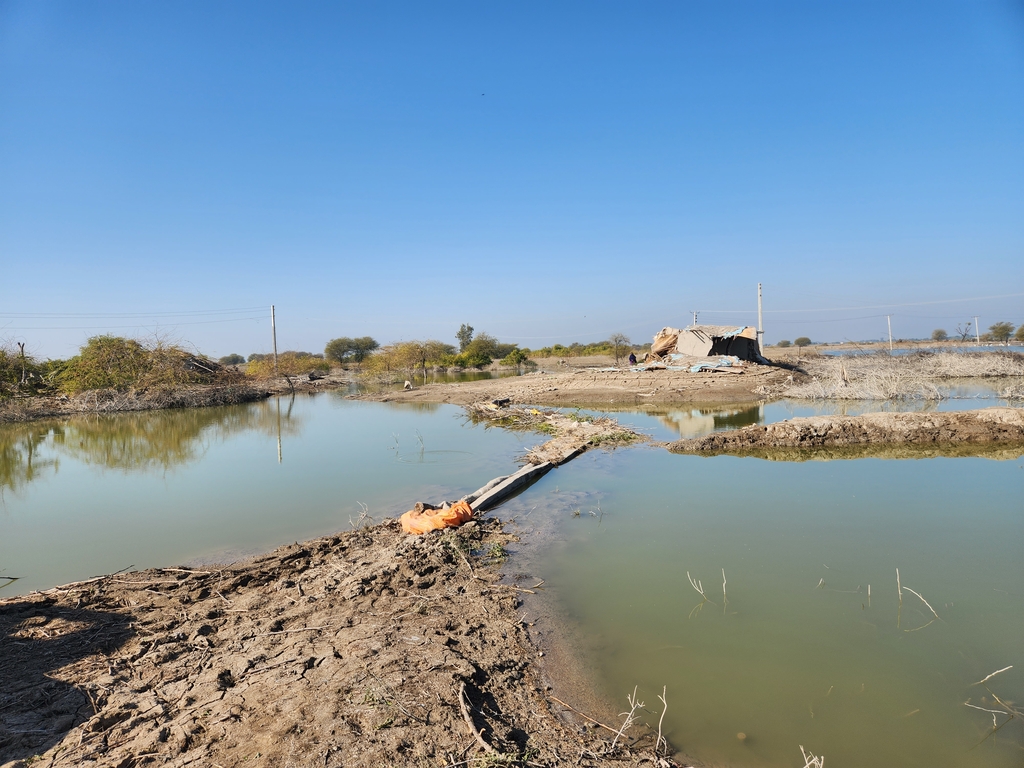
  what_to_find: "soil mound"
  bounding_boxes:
[1,519,672,768]
[668,407,1024,459]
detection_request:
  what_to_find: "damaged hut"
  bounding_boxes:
[651,325,766,363]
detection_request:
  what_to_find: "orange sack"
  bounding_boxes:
[400,500,474,535]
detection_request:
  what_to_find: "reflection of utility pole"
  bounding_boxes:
[974,316,980,344]
[276,397,283,464]
[271,305,279,373]
[757,283,764,355]
[887,315,893,353]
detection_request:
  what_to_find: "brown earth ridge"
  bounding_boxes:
[0,519,676,768]
[667,407,1024,460]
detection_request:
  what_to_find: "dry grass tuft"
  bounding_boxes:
[787,351,1024,401]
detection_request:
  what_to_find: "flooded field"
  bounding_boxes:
[0,394,542,594]
[2,392,1022,766]
[507,446,1024,767]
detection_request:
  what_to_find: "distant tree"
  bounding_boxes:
[325,337,355,364]
[989,322,1015,344]
[776,340,792,348]
[931,329,948,342]
[608,333,631,366]
[456,324,475,353]
[351,337,379,362]
[955,322,973,342]
[794,337,812,347]
[1015,325,1024,343]
[219,353,245,365]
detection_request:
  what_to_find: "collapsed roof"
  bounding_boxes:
[652,325,766,363]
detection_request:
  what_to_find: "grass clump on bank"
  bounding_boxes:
[788,351,1024,401]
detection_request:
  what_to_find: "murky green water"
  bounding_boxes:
[2,393,1021,766]
[0,394,541,594]
[510,447,1024,768]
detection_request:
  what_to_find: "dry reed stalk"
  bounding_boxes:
[610,686,644,750]
[686,572,712,602]
[800,745,825,768]
[722,568,728,613]
[902,586,939,619]
[972,666,1013,686]
[656,686,668,755]
[896,568,903,628]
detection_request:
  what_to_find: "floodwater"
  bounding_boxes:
[507,448,1024,768]
[0,394,542,595]
[1,392,1022,766]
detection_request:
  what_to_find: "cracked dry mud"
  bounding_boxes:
[1,519,674,768]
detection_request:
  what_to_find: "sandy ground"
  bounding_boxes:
[355,364,795,408]
[0,519,677,768]
[667,407,1024,460]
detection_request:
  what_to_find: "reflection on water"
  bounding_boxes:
[0,425,60,496]
[1,399,302,493]
[0,396,543,595]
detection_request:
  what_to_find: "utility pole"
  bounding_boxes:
[887,315,893,353]
[757,283,764,355]
[974,316,980,344]
[271,305,279,373]
[691,310,698,327]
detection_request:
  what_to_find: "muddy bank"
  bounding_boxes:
[0,384,270,424]
[668,407,1024,459]
[0,519,676,768]
[355,365,793,408]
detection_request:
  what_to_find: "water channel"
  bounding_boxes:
[1,391,1022,767]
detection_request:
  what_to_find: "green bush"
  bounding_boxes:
[794,337,812,347]
[776,340,792,348]
[931,329,948,342]
[219,353,245,365]
[246,351,330,379]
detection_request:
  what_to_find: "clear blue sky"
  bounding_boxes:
[2,1,1022,358]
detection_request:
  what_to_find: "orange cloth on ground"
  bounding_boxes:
[400,500,474,535]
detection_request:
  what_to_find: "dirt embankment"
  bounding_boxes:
[0,520,674,768]
[668,407,1024,460]
[0,385,270,424]
[356,365,794,408]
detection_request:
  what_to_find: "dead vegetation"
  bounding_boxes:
[466,402,644,465]
[787,351,1024,400]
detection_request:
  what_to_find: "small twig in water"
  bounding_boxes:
[610,686,644,750]
[722,569,728,613]
[687,571,714,603]
[902,586,939,619]
[971,666,1012,687]
[656,686,669,755]
[896,568,903,627]
[800,745,825,768]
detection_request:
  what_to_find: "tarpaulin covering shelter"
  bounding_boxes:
[651,325,766,363]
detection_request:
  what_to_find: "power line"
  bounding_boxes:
[1,315,267,331]
[695,291,1024,316]
[0,306,267,319]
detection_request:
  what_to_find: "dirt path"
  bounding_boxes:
[0,519,676,768]
[667,407,1024,460]
[355,365,793,408]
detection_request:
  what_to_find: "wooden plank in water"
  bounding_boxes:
[469,462,553,513]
